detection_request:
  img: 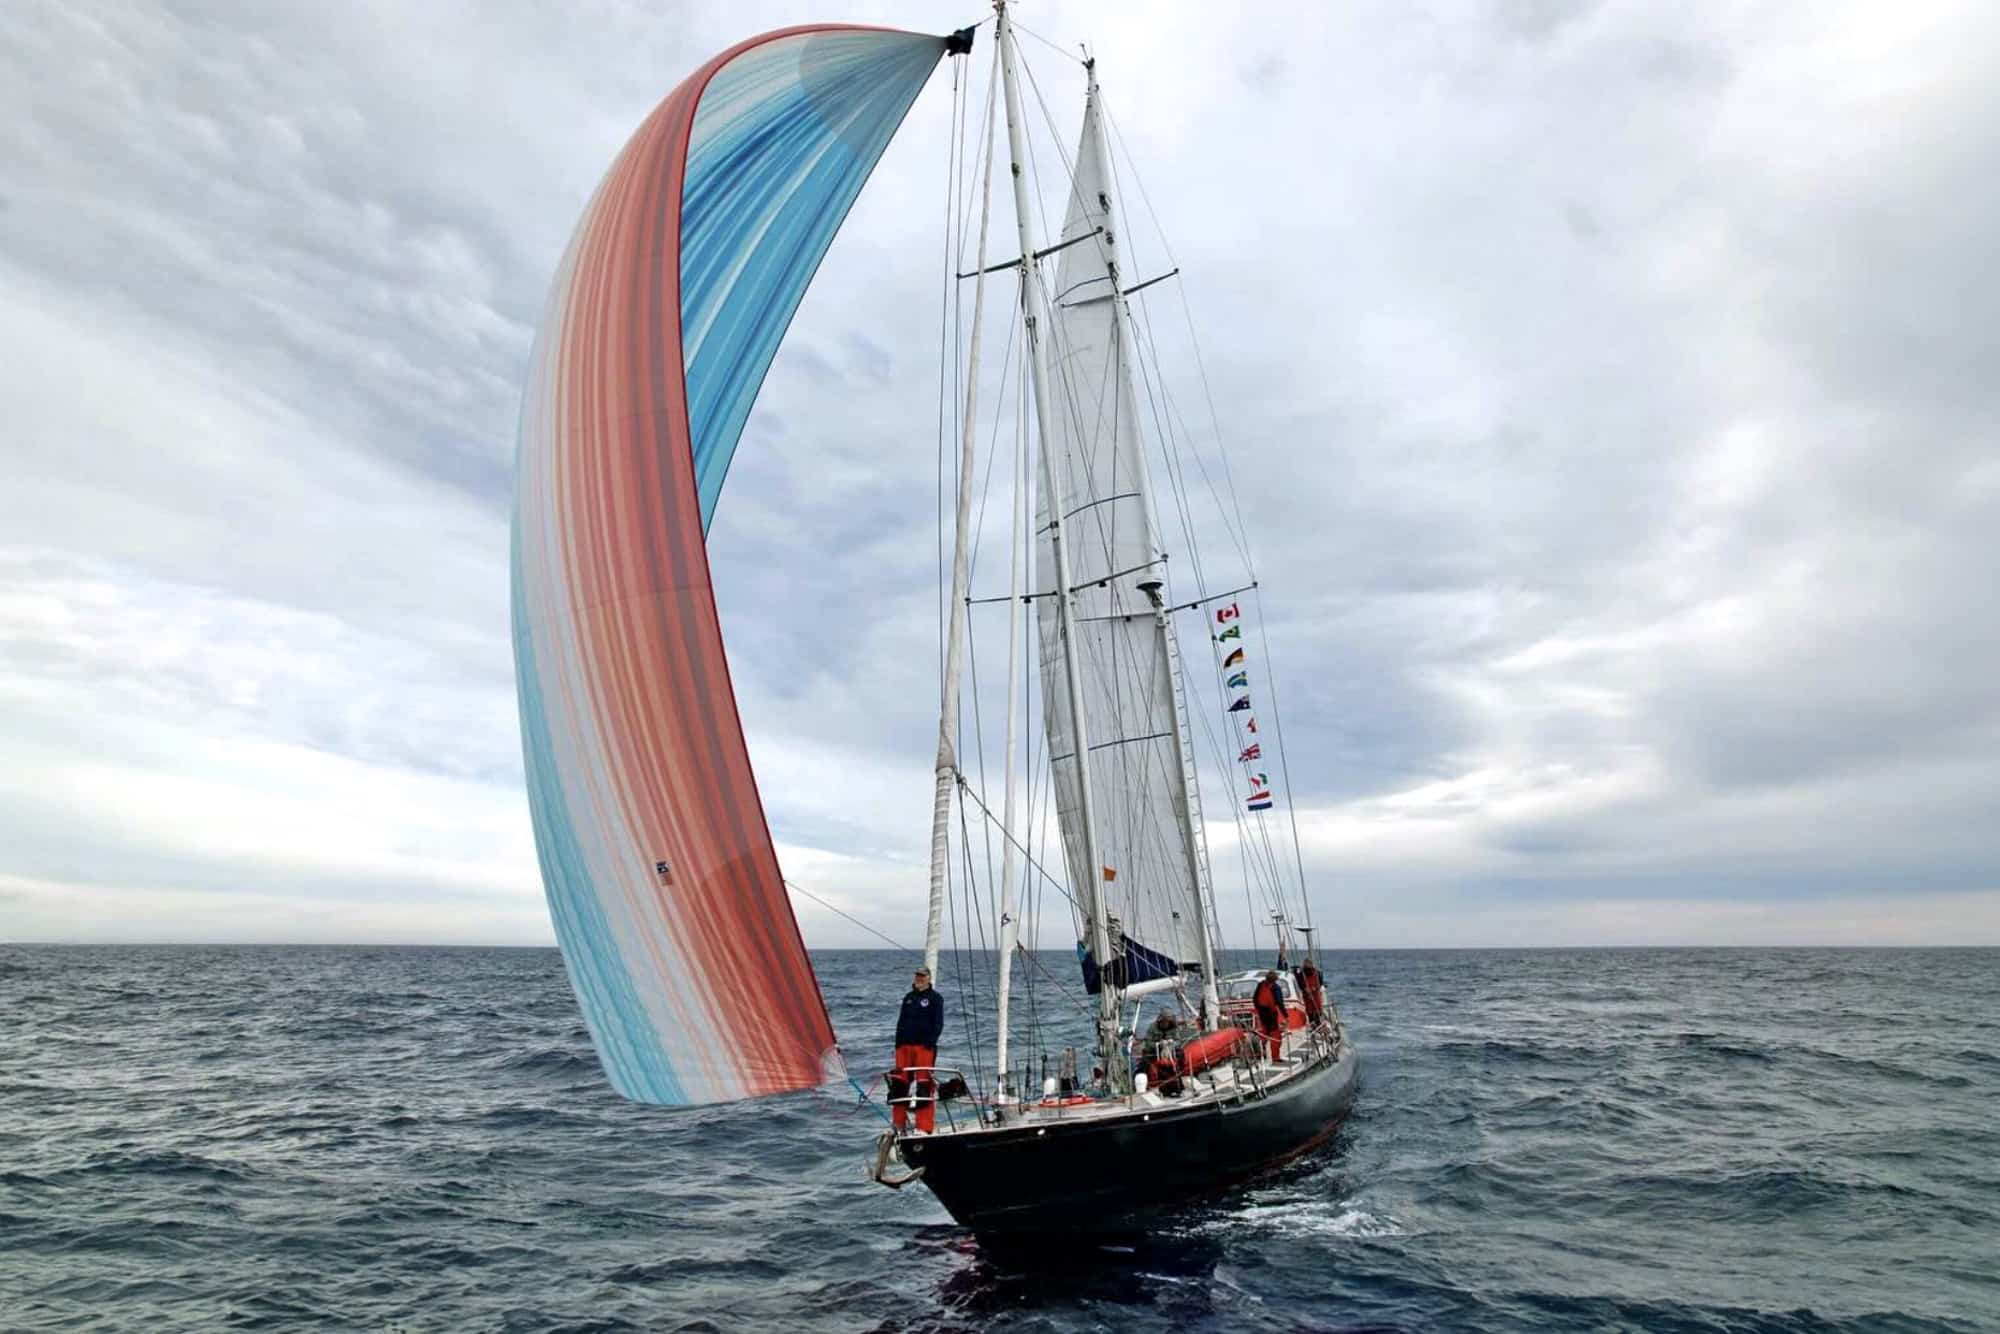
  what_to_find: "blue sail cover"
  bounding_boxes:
[1079,936,1185,996]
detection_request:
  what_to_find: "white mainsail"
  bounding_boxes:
[1033,80,1206,978]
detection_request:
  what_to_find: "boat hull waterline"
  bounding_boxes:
[898,1040,1360,1234]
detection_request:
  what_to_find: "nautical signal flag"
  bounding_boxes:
[1238,743,1261,762]
[1228,696,1251,712]
[1248,794,1275,811]
[1248,772,1268,790]
[1216,625,1241,643]
[1222,648,1245,669]
[1102,866,1117,882]
[1246,718,1258,733]
[1216,603,1241,623]
[1225,671,1248,690]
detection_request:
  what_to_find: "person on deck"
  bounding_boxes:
[1296,957,1326,1027]
[1252,969,1285,1061]
[1138,1010,1184,1094]
[891,966,945,1134]
[1138,1010,1180,1068]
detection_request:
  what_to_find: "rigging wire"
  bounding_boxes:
[955,771,1082,917]
[1137,418,1303,922]
[1014,37,1201,961]
[954,48,1000,273]
[939,37,1037,1082]
[1120,318,1270,943]
[956,796,993,1089]
[1016,45,1090,230]
[1009,34,1088,967]
[1011,20,1086,66]
[1010,32,1061,273]
[996,36,1088,964]
[784,880,919,959]
[953,58,1008,1083]
[1101,102,1256,562]
[962,320,1017,944]
[1012,358,1046,1080]
[939,30,1306,1081]
[937,43,990,1079]
[1077,87,1280,942]
[1101,175,1271,942]
[1014,359,1060,1053]
[1012,936,1098,1023]
[935,58,968,717]
[1095,91,1319,938]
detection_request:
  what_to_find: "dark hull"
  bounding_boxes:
[899,1041,1359,1234]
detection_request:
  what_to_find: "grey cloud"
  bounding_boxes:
[2,1,1996,946]
[1492,0,1602,46]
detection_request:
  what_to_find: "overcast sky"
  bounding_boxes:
[3,0,1995,948]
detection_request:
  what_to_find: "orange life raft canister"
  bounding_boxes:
[1175,1028,1253,1078]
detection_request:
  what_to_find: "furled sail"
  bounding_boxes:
[1034,88,1206,977]
[512,27,947,1106]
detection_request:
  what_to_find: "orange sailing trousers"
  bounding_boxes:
[892,1043,936,1132]
[1256,1011,1283,1061]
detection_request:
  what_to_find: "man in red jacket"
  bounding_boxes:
[1296,957,1326,1027]
[1252,969,1285,1061]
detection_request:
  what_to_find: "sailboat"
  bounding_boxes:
[511,4,1358,1235]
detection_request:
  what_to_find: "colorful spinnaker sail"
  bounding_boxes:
[512,27,948,1106]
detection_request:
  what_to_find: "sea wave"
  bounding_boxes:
[1,943,1993,1332]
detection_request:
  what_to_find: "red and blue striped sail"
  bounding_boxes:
[511,26,948,1105]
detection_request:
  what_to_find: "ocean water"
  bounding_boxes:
[1,945,1995,1332]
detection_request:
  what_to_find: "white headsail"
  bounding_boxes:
[1033,77,1206,984]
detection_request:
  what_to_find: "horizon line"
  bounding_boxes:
[5,940,1996,951]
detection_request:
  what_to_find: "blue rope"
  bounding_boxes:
[847,1071,894,1127]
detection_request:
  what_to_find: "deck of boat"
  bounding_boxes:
[888,1015,1358,1233]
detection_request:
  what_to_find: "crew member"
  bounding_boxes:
[1138,1010,1180,1069]
[1296,956,1326,1027]
[1138,1010,1183,1094]
[1252,969,1285,1061]
[891,966,945,1133]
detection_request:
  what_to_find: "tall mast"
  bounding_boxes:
[994,326,1027,1086]
[923,41,998,977]
[1080,59,1224,1025]
[994,0,1121,1076]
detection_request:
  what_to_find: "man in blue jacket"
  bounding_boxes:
[891,966,945,1133]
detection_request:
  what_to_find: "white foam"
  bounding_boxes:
[1218,1197,1404,1239]
[1324,1206,1401,1238]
